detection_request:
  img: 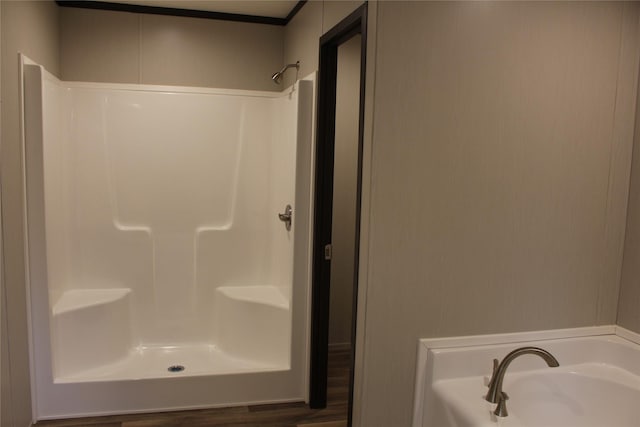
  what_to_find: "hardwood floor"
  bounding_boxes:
[35,347,350,427]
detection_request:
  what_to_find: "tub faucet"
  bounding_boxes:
[485,346,559,417]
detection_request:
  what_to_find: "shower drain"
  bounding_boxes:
[168,365,185,373]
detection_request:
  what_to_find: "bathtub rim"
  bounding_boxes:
[411,325,640,427]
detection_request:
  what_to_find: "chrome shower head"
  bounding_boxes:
[271,61,300,84]
[271,71,283,84]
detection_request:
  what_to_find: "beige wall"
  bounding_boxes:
[0,0,3,419]
[1,1,60,426]
[60,7,284,90]
[618,51,640,333]
[329,35,361,345]
[357,2,640,426]
[283,1,363,87]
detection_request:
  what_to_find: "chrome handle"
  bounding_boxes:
[487,358,499,388]
[278,204,292,231]
[494,392,509,417]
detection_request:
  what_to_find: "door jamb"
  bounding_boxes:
[309,5,368,424]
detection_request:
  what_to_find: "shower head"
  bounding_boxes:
[271,61,300,84]
[271,71,283,84]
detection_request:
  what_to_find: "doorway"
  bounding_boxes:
[309,4,367,426]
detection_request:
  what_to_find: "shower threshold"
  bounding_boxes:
[54,343,288,383]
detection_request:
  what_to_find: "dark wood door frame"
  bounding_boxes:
[309,4,367,424]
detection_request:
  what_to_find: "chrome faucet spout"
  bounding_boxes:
[485,346,559,406]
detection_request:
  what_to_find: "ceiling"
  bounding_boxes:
[105,1,300,19]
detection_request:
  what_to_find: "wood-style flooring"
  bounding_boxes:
[34,347,350,427]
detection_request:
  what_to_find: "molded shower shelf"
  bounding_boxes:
[52,288,131,314]
[52,288,133,379]
[216,285,289,309]
[214,285,291,367]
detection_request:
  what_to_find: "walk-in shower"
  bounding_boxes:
[22,55,315,419]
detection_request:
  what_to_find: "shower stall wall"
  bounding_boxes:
[23,57,315,419]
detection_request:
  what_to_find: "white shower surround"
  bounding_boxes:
[22,57,315,419]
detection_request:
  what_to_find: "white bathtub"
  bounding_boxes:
[413,326,640,427]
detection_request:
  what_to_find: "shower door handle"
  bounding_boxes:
[278,205,292,231]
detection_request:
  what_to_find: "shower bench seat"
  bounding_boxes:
[52,288,133,380]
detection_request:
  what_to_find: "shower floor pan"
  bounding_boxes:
[51,286,291,383]
[56,343,287,383]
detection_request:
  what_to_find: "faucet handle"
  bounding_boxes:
[278,204,292,231]
[493,392,509,417]
[487,358,499,388]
